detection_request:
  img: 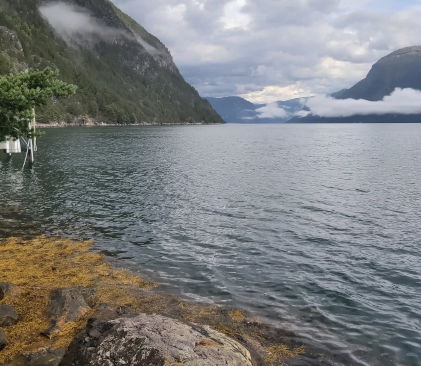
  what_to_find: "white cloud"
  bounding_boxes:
[221,0,251,30]
[39,1,159,55]
[254,103,288,119]
[304,88,421,117]
[39,2,125,43]
[315,57,369,80]
[241,84,313,104]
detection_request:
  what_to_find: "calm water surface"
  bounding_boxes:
[0,124,420,366]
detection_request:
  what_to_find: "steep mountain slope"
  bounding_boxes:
[333,46,421,101]
[0,0,223,124]
[207,96,304,123]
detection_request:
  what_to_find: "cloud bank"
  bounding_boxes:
[303,88,421,117]
[39,1,160,56]
[255,103,288,119]
[39,2,124,44]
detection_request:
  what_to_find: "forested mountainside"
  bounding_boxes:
[0,0,223,124]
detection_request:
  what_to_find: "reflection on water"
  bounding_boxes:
[1,124,421,366]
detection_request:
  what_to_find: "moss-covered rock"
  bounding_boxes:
[42,288,93,339]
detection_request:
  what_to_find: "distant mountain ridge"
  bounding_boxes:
[0,0,222,125]
[206,96,304,123]
[294,46,421,123]
[213,46,421,124]
[206,97,261,123]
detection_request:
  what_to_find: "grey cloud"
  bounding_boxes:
[111,0,421,101]
[255,103,288,118]
[244,0,340,27]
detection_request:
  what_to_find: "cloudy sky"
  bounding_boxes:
[111,0,421,103]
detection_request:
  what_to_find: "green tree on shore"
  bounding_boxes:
[0,68,76,141]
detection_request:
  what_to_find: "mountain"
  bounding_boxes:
[0,0,223,125]
[333,46,421,101]
[206,96,304,123]
[206,97,259,123]
[292,46,421,123]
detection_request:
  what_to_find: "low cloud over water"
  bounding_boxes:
[301,88,421,117]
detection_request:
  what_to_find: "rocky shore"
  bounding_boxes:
[36,120,220,129]
[0,237,306,366]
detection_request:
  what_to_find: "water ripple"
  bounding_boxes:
[1,124,421,366]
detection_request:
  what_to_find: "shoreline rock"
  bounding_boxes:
[62,311,253,366]
[36,121,223,128]
[0,330,7,351]
[0,236,308,366]
[42,288,93,339]
[6,348,66,366]
[0,306,18,327]
[0,284,20,302]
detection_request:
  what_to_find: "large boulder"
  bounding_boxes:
[0,305,19,327]
[62,313,253,366]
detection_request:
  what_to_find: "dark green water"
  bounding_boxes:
[0,124,420,366]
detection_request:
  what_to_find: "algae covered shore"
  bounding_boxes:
[0,236,306,366]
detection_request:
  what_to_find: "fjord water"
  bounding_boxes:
[1,124,420,366]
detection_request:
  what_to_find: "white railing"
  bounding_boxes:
[0,137,22,154]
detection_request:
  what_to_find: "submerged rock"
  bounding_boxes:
[0,329,8,351]
[0,305,19,327]
[62,313,253,366]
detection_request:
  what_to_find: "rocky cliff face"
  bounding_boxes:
[0,0,223,125]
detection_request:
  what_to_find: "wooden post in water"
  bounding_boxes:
[29,108,36,164]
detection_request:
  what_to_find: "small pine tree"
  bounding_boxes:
[0,68,77,141]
